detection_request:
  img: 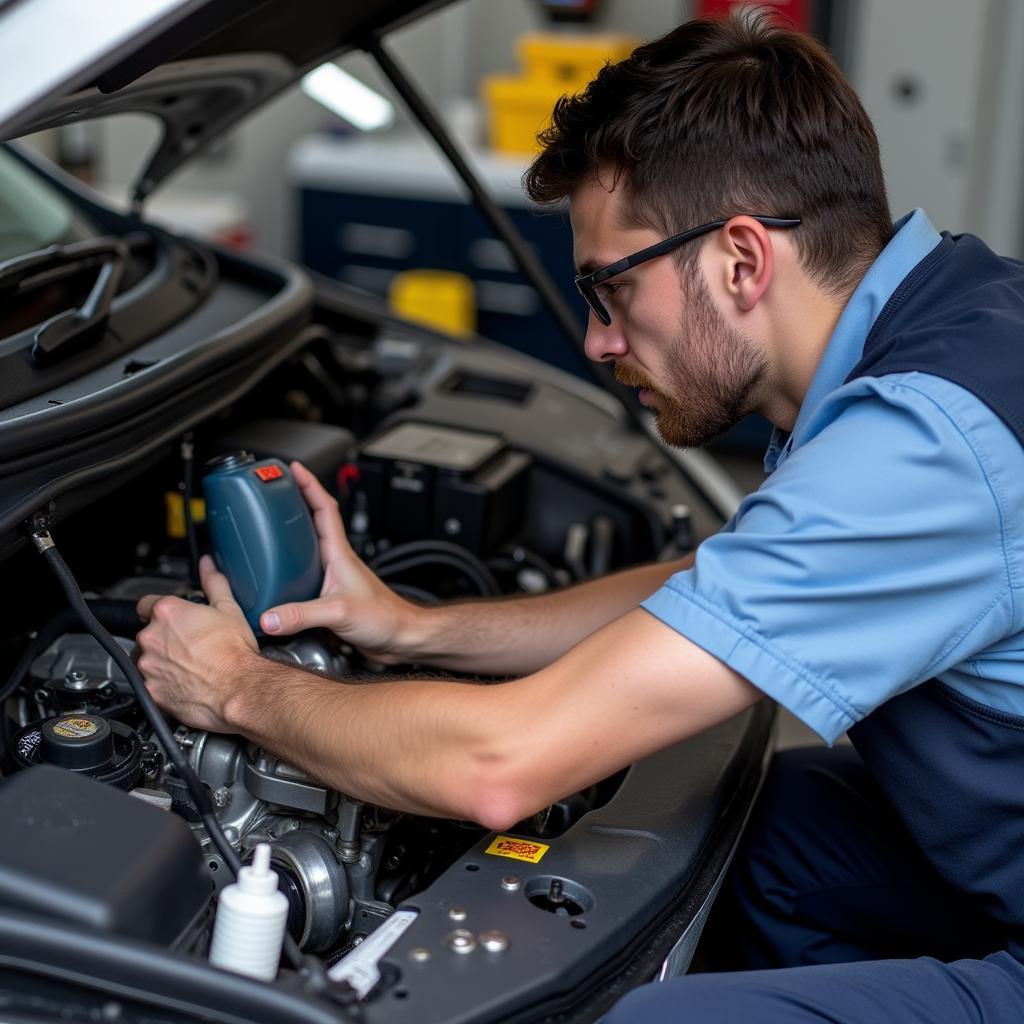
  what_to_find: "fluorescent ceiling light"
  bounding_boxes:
[301,63,395,132]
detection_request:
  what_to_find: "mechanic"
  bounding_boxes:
[137,15,1024,1023]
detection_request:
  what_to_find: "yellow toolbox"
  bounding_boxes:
[481,33,639,156]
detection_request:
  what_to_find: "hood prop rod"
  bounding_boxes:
[364,34,649,435]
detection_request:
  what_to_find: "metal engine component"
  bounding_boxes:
[244,752,337,815]
[184,633,360,952]
[29,634,133,714]
[268,830,351,951]
[263,635,351,678]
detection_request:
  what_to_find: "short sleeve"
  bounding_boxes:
[642,377,1017,743]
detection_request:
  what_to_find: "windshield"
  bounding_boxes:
[0,148,84,261]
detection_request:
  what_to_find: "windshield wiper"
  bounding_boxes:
[0,236,128,364]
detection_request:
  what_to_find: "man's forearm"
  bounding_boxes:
[222,598,759,831]
[402,553,694,676]
[224,652,513,823]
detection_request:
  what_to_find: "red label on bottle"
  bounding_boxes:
[254,465,283,483]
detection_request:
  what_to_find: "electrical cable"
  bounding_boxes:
[23,514,311,976]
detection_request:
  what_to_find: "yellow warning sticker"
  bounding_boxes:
[484,835,550,864]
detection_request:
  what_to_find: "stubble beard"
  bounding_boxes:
[614,273,769,449]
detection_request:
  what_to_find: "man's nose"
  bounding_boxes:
[584,314,628,363]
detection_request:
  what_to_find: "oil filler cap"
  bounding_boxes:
[40,715,113,771]
[10,715,144,791]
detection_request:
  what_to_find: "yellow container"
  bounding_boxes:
[481,32,640,156]
[481,74,573,155]
[165,492,205,540]
[517,32,640,85]
[389,269,476,338]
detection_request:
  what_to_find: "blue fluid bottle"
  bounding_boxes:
[203,451,323,632]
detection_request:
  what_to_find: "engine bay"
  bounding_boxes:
[0,315,755,1007]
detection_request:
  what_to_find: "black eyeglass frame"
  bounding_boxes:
[574,215,802,326]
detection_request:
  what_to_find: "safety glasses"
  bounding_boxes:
[574,216,802,326]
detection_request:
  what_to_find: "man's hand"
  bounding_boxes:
[136,555,260,732]
[258,462,417,663]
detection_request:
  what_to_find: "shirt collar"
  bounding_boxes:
[764,209,943,473]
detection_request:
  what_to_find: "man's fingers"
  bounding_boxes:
[199,554,237,608]
[290,461,349,566]
[262,597,343,636]
[136,594,161,622]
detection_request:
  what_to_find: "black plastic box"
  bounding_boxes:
[358,422,531,553]
[0,765,212,946]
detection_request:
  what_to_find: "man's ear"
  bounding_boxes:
[712,216,774,313]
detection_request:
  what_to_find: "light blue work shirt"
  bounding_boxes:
[642,210,1024,743]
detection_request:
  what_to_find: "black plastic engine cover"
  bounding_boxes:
[0,765,211,946]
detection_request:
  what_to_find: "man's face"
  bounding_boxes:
[570,176,768,448]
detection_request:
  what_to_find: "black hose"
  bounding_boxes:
[371,540,500,595]
[387,583,440,605]
[487,544,564,590]
[378,554,499,597]
[32,533,309,975]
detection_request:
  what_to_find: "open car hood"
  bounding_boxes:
[0,0,451,203]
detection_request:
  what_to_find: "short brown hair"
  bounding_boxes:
[524,15,892,297]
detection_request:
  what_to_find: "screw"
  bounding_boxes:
[445,929,475,954]
[213,787,231,809]
[500,876,522,892]
[409,947,431,963]
[479,930,509,953]
[65,670,89,691]
[448,906,467,922]
[443,518,462,536]
[223,826,240,845]
[548,879,565,906]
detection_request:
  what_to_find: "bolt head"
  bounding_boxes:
[500,875,522,892]
[448,906,468,922]
[443,517,462,536]
[445,929,475,954]
[409,947,431,963]
[479,930,509,953]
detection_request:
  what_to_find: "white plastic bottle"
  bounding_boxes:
[209,843,289,982]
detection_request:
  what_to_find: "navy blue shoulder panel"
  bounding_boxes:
[845,232,1024,445]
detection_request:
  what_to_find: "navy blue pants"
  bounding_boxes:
[605,746,1024,1022]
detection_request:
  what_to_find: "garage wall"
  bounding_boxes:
[90,0,1024,261]
[94,0,687,258]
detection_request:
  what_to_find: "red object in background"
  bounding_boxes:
[697,0,811,33]
[336,463,361,495]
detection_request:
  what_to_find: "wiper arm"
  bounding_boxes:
[0,237,128,364]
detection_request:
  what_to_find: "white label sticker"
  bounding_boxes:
[328,909,419,998]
